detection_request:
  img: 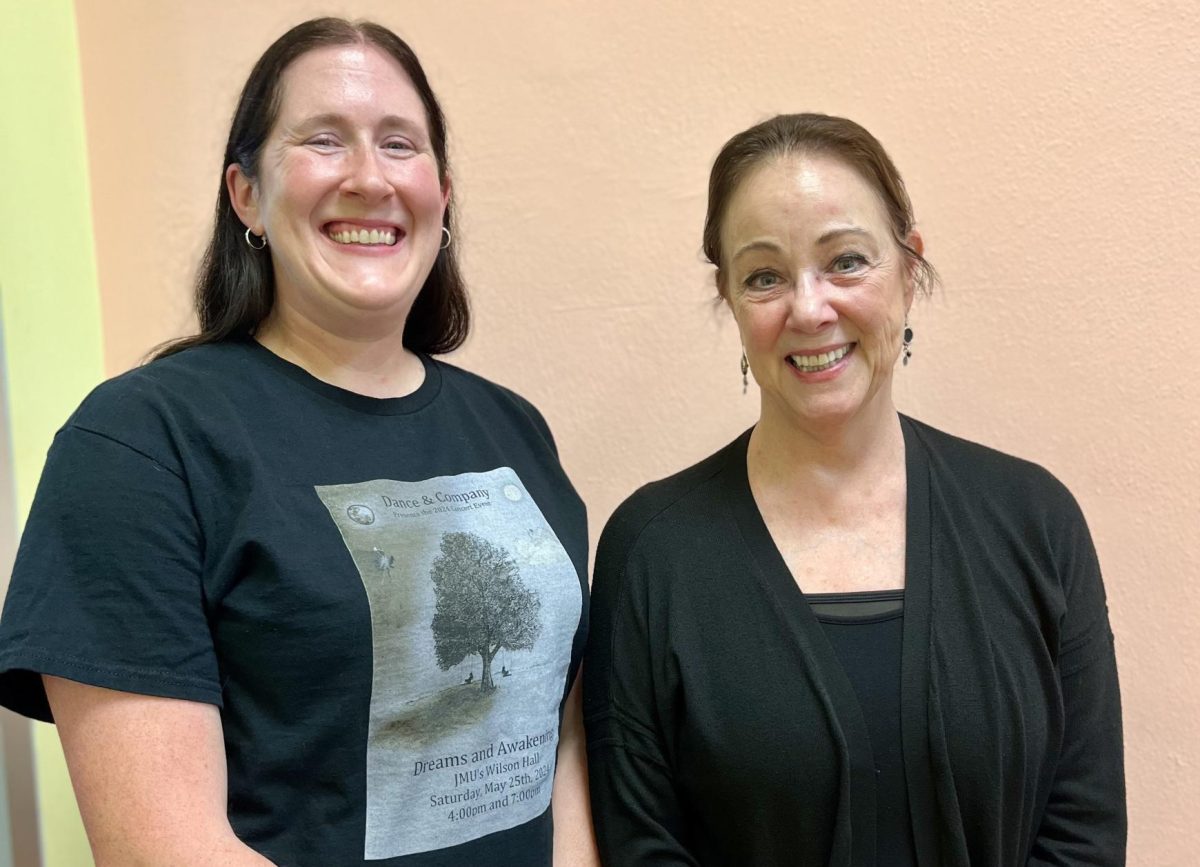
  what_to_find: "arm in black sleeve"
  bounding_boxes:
[583,511,698,866]
[1029,493,1126,865]
[0,425,219,720]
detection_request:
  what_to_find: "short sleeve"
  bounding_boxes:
[0,425,221,721]
[509,391,560,457]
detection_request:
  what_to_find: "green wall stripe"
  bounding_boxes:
[1,2,106,865]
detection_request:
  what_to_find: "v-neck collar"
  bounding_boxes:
[722,415,935,866]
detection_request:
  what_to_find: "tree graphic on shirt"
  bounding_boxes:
[430,531,542,691]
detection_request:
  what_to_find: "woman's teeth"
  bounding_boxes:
[330,228,397,246]
[788,344,852,372]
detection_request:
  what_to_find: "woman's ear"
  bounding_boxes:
[717,269,731,305]
[904,228,925,308]
[226,163,262,234]
[907,228,925,259]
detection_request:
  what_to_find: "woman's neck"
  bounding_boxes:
[747,396,906,518]
[254,308,426,399]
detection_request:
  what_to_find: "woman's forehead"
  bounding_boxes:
[276,43,423,122]
[724,156,890,241]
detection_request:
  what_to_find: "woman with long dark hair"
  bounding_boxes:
[0,18,593,866]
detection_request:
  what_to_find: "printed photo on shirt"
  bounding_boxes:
[316,467,581,859]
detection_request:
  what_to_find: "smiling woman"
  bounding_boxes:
[0,17,594,867]
[158,18,467,373]
[584,114,1126,866]
[225,42,451,375]
[719,154,920,435]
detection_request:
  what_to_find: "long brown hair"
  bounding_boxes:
[155,17,468,359]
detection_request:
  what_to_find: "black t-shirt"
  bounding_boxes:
[0,340,589,866]
[810,591,918,866]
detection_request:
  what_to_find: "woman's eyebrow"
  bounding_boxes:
[816,226,873,244]
[287,113,425,134]
[732,239,784,262]
[288,112,346,130]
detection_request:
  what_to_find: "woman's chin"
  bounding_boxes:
[764,388,882,435]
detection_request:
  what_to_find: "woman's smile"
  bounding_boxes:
[323,220,403,247]
[785,342,856,377]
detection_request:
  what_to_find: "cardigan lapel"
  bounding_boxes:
[725,429,877,867]
[898,416,941,865]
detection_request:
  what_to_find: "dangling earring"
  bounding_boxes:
[740,351,749,394]
[244,227,267,250]
[902,319,914,366]
[440,226,452,250]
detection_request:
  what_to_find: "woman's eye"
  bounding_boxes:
[746,271,782,290]
[831,254,868,274]
[307,136,339,149]
[384,139,416,153]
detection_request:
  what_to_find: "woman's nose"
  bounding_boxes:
[341,148,393,202]
[787,273,837,332]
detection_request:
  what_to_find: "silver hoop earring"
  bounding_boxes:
[740,351,750,395]
[244,228,267,250]
[902,320,914,366]
[440,226,452,251]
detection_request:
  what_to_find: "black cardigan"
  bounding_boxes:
[583,416,1125,865]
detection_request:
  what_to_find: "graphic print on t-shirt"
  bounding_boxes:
[315,468,581,860]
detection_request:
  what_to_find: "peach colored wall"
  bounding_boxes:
[70,1,1198,863]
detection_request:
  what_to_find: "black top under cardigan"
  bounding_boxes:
[583,416,1125,866]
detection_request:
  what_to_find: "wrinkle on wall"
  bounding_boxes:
[53,1,1200,863]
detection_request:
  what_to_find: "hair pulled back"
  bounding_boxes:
[703,113,937,299]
